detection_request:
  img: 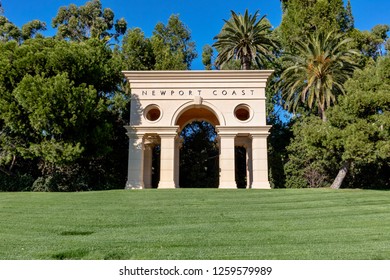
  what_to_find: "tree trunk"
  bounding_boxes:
[330,160,351,189]
[319,105,327,122]
[241,55,251,70]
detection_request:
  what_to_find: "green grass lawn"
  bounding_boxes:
[0,188,389,260]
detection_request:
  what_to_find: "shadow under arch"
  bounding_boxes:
[171,101,225,129]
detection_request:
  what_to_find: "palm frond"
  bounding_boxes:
[213,9,278,69]
[277,30,360,120]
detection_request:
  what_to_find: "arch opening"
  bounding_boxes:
[179,121,219,188]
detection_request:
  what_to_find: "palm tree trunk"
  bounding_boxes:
[241,55,251,70]
[319,105,327,122]
[330,160,351,189]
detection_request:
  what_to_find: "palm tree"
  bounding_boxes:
[278,31,359,121]
[213,10,278,70]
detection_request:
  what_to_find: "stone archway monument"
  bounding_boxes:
[123,70,273,189]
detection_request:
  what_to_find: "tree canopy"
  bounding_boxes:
[121,15,197,71]
[0,0,389,191]
[213,10,278,70]
[52,0,127,42]
[278,30,360,121]
[278,0,353,50]
[0,37,125,190]
[285,55,390,189]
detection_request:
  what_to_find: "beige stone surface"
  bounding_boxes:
[123,70,273,189]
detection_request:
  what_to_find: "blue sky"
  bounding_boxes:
[2,0,390,70]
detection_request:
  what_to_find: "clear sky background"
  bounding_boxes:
[2,0,389,69]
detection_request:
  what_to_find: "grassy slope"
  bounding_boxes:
[0,189,389,260]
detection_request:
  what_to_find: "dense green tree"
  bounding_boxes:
[279,0,352,50]
[121,15,196,71]
[0,16,46,43]
[21,20,46,40]
[267,118,293,188]
[213,10,277,70]
[52,0,127,42]
[328,55,390,188]
[202,44,213,70]
[278,31,359,121]
[284,116,335,188]
[121,28,155,70]
[349,24,389,62]
[285,55,390,189]
[151,14,197,70]
[0,38,126,190]
[343,0,354,32]
[0,16,21,42]
[278,0,389,190]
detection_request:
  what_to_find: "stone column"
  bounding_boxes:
[217,128,237,189]
[158,128,179,188]
[143,145,153,189]
[126,132,144,189]
[174,136,181,188]
[251,133,270,189]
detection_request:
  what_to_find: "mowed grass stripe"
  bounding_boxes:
[0,189,389,259]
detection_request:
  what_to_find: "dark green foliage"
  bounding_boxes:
[284,56,390,189]
[152,14,197,70]
[121,15,197,71]
[284,116,338,188]
[0,172,34,191]
[234,146,246,188]
[267,120,293,188]
[0,38,127,191]
[121,28,155,70]
[343,0,354,32]
[151,146,160,188]
[201,44,213,70]
[279,0,350,50]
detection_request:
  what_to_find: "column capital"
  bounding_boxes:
[126,131,143,139]
[144,135,160,147]
[216,126,271,137]
[125,125,179,138]
[157,126,180,138]
[216,126,237,137]
[250,126,272,137]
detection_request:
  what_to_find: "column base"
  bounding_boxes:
[251,181,271,189]
[219,182,237,189]
[125,180,144,189]
[158,181,177,189]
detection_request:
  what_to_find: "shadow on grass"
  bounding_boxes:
[60,231,94,236]
[51,249,89,260]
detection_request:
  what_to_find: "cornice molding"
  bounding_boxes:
[122,70,274,85]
